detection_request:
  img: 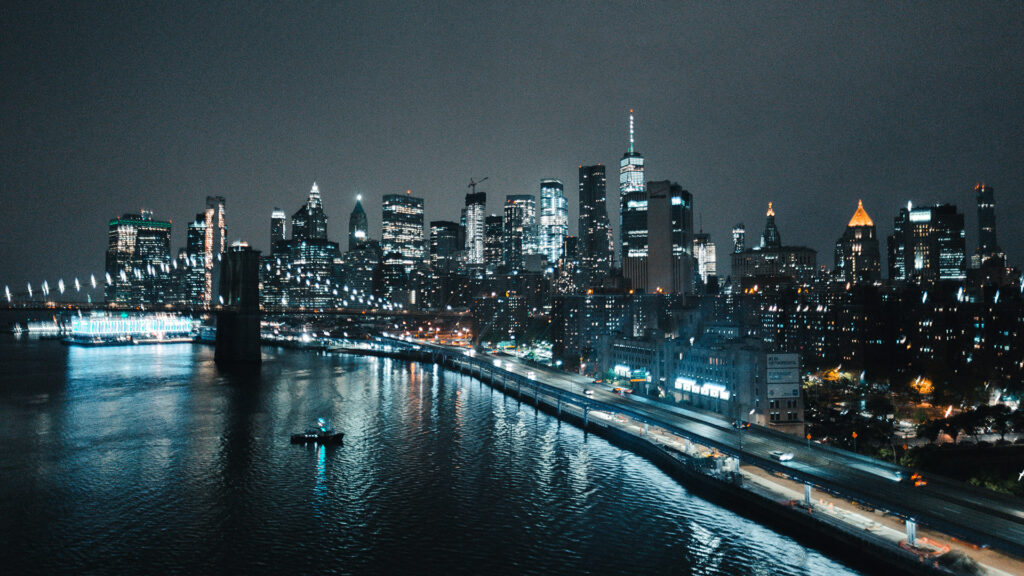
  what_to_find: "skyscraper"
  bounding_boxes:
[425,220,460,310]
[761,203,781,249]
[464,192,486,267]
[974,184,1001,265]
[834,199,880,283]
[539,179,568,263]
[382,192,425,298]
[184,216,208,305]
[272,185,341,309]
[887,203,965,283]
[731,205,817,283]
[693,232,717,285]
[506,194,538,257]
[429,221,460,273]
[732,223,745,254]
[484,214,503,272]
[503,197,526,271]
[104,210,173,306]
[646,181,693,294]
[578,164,613,287]
[887,207,908,281]
[200,196,226,306]
[271,208,286,247]
[348,194,368,251]
[291,183,327,241]
[337,194,375,306]
[554,236,581,294]
[619,111,647,288]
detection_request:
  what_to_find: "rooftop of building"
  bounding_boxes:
[847,199,874,227]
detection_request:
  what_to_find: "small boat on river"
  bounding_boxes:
[291,418,344,445]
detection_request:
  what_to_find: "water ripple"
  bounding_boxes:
[0,337,862,575]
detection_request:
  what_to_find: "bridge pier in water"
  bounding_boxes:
[215,245,262,366]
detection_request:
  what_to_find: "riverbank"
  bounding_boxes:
[327,339,1020,576]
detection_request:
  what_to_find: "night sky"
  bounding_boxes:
[3,2,1023,289]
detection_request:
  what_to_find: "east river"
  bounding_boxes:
[0,331,862,575]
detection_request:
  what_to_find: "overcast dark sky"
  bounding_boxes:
[2,1,1022,289]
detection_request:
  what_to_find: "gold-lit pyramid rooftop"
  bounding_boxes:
[847,199,874,227]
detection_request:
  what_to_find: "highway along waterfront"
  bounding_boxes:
[338,336,1024,576]
[0,333,865,575]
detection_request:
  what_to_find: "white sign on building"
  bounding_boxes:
[766,353,800,398]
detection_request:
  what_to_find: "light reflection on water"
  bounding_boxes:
[0,337,863,575]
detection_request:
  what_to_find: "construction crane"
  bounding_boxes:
[468,176,488,194]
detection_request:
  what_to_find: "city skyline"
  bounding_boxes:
[3,3,1023,286]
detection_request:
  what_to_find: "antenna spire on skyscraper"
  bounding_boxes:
[628,109,635,154]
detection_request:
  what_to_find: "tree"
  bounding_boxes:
[978,404,1012,442]
[865,393,892,419]
[916,419,946,443]
[1012,410,1024,433]
[950,410,983,444]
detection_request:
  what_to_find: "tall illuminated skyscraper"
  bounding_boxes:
[579,164,612,286]
[887,203,965,282]
[292,183,327,241]
[200,195,226,306]
[646,181,693,294]
[104,210,173,306]
[348,195,368,250]
[761,203,781,249]
[272,184,340,309]
[619,110,647,288]
[539,179,567,263]
[732,223,745,254]
[693,232,717,285]
[834,199,880,283]
[464,192,486,267]
[382,191,425,297]
[485,214,503,272]
[503,197,526,270]
[974,184,1001,265]
[430,221,460,273]
[506,194,538,257]
[271,208,286,247]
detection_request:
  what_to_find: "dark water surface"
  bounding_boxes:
[0,334,862,575]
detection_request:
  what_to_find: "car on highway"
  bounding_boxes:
[770,450,795,462]
[583,389,594,396]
